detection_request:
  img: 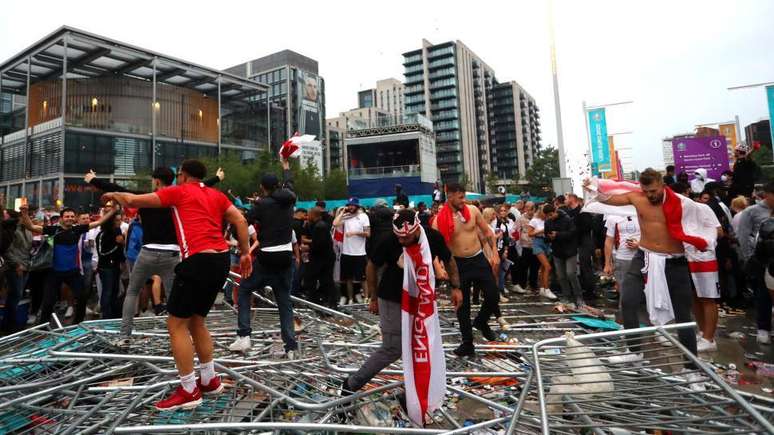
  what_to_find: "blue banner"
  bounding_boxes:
[767,85,774,155]
[588,108,611,171]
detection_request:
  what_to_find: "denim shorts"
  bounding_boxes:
[532,237,550,256]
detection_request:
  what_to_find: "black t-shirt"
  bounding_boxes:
[43,224,90,272]
[370,227,451,303]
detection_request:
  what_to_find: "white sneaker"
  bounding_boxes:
[353,294,363,304]
[497,317,510,331]
[757,329,772,345]
[655,334,673,347]
[696,337,717,353]
[228,336,251,352]
[64,306,74,318]
[682,370,707,392]
[607,352,644,364]
[339,296,348,306]
[286,350,297,360]
[511,284,528,294]
[86,306,94,316]
[539,288,558,300]
[499,295,509,303]
[27,314,37,325]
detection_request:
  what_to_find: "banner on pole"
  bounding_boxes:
[718,123,737,161]
[588,108,611,171]
[603,135,620,180]
[766,85,774,156]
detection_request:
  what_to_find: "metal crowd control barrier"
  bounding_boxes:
[0,270,771,433]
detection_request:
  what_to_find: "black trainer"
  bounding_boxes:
[453,342,476,358]
[474,318,498,341]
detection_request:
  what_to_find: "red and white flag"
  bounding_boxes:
[279,132,316,159]
[584,178,720,299]
[401,226,446,426]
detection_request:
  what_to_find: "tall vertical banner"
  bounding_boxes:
[767,85,774,157]
[718,123,737,162]
[603,135,620,180]
[587,108,611,172]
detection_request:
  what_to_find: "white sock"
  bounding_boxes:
[200,361,216,386]
[180,371,196,393]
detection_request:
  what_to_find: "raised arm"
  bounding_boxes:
[18,206,43,234]
[86,170,134,193]
[203,167,224,187]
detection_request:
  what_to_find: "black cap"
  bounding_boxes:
[261,174,279,190]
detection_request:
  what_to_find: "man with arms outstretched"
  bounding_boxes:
[103,160,252,411]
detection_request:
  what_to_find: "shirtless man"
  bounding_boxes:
[585,168,697,363]
[433,182,500,357]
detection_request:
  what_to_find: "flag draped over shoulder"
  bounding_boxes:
[400,226,446,426]
[583,178,721,308]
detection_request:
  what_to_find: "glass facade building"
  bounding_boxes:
[0,26,269,209]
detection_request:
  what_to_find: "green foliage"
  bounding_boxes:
[485,172,499,194]
[751,144,774,182]
[524,146,560,193]
[199,153,347,201]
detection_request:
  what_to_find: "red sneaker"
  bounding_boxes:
[197,375,224,395]
[154,385,202,411]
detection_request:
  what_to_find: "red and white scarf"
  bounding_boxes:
[584,179,720,303]
[400,226,446,426]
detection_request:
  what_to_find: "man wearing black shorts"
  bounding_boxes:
[333,197,370,305]
[104,160,252,412]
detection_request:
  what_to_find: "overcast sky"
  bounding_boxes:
[2,0,773,178]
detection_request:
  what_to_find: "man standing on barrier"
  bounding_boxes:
[103,160,252,411]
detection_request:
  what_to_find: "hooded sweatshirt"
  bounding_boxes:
[247,169,296,251]
[690,168,714,194]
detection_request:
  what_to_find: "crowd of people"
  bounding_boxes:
[0,143,771,412]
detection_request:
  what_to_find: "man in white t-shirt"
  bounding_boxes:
[603,215,641,290]
[333,197,370,305]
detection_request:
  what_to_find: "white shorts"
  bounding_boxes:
[692,274,721,299]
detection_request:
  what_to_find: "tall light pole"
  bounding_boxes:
[548,0,567,178]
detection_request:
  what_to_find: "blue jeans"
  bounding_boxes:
[497,256,511,293]
[99,268,121,319]
[238,257,297,351]
[3,268,28,332]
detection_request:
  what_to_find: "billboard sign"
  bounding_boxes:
[297,70,323,139]
[300,139,324,175]
[672,136,730,181]
[603,135,620,180]
[587,108,611,171]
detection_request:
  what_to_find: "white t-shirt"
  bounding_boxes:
[605,215,641,261]
[528,217,545,234]
[433,189,443,202]
[342,212,370,256]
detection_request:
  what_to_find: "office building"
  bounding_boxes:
[226,50,326,158]
[0,26,268,209]
[402,39,541,192]
[357,78,404,121]
[345,114,436,197]
[745,119,771,151]
[324,121,346,173]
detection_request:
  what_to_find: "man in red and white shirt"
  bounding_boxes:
[104,160,252,412]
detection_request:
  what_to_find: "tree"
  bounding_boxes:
[524,146,560,193]
[459,173,472,192]
[485,172,499,195]
[323,169,348,200]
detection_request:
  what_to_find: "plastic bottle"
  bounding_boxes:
[725,364,739,385]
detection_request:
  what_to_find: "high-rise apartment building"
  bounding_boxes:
[402,39,540,192]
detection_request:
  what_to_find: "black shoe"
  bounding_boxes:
[453,342,476,358]
[153,303,167,316]
[396,392,408,415]
[340,377,354,397]
[474,318,498,341]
